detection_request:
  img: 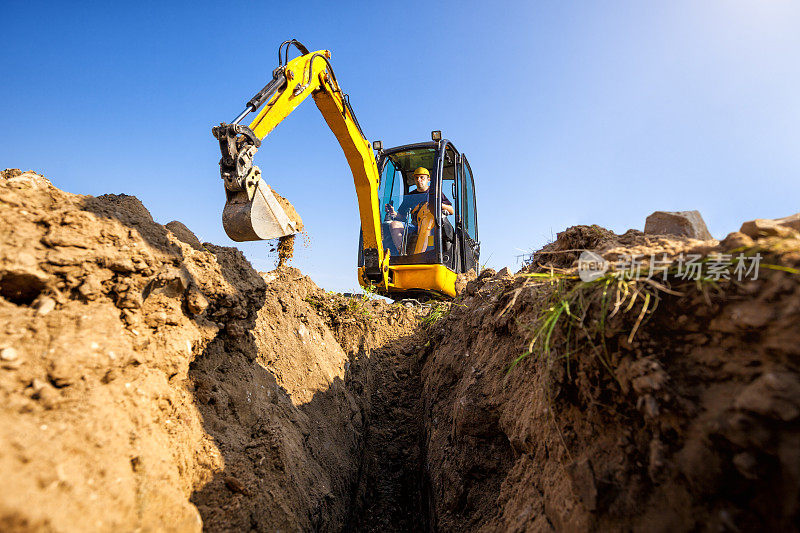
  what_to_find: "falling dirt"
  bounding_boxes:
[276,234,295,267]
[2,168,800,532]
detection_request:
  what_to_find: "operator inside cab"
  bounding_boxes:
[385,167,454,254]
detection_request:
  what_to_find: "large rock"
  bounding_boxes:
[644,210,713,240]
[740,213,800,239]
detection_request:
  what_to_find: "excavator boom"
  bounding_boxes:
[213,39,480,299]
[212,40,389,288]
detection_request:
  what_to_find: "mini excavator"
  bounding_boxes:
[213,39,479,299]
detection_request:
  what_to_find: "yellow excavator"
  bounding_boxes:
[213,39,479,299]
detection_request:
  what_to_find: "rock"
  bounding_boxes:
[224,476,249,496]
[720,231,754,250]
[477,268,496,281]
[1,347,19,361]
[105,256,137,273]
[165,221,204,251]
[454,269,477,296]
[648,437,667,481]
[116,292,142,309]
[78,275,104,300]
[33,296,56,316]
[732,452,759,480]
[30,378,49,396]
[644,210,714,240]
[145,311,168,328]
[494,267,512,278]
[31,378,59,408]
[729,302,773,329]
[159,267,191,297]
[740,213,800,239]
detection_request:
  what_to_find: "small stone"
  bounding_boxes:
[116,292,142,309]
[740,213,800,239]
[157,267,191,297]
[720,231,754,250]
[494,266,512,278]
[33,296,56,316]
[186,289,209,315]
[145,311,168,328]
[454,269,477,296]
[732,452,758,480]
[223,476,249,495]
[106,256,137,273]
[1,347,19,361]
[35,382,59,408]
[735,372,800,421]
[637,394,660,418]
[30,378,48,396]
[477,268,496,281]
[644,210,714,240]
[17,252,37,267]
[78,275,104,300]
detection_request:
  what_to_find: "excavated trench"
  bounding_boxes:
[3,170,800,532]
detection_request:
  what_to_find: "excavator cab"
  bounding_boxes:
[358,133,480,299]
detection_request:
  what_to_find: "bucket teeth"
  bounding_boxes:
[222,171,297,241]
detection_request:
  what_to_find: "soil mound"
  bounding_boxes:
[0,170,423,532]
[420,226,800,530]
[4,168,800,532]
[525,224,721,272]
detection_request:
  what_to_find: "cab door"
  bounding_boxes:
[460,155,479,273]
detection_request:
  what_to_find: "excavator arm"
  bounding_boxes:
[212,40,389,288]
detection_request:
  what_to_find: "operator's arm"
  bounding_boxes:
[442,194,454,216]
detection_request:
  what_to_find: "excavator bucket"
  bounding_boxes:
[222,176,300,242]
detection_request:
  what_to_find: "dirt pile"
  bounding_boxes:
[0,170,424,532]
[5,167,800,532]
[419,224,800,530]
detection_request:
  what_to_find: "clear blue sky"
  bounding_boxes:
[3,1,799,291]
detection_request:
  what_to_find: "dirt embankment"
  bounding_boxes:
[0,170,424,532]
[419,225,800,531]
[3,168,800,532]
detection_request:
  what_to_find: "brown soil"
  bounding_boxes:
[422,227,800,531]
[271,187,304,233]
[275,235,295,267]
[2,168,799,532]
[0,170,424,532]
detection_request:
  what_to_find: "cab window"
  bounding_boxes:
[463,157,477,241]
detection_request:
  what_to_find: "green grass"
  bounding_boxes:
[509,246,800,378]
[420,303,450,328]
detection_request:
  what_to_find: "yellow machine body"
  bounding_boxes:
[213,41,469,300]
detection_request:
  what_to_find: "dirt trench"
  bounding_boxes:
[418,227,800,531]
[2,169,800,532]
[0,170,431,532]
